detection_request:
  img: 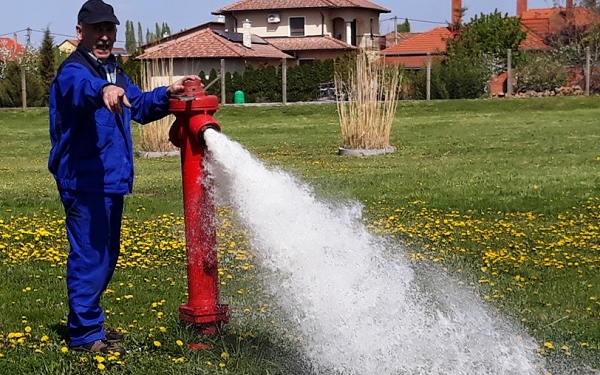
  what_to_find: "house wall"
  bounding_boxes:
[146,57,285,83]
[227,8,381,49]
[58,41,77,54]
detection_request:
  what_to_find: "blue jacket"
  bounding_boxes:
[48,46,170,195]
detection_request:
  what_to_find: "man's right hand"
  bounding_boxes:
[102,84,131,114]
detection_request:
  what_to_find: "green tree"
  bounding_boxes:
[120,53,141,86]
[137,22,144,47]
[0,60,45,108]
[397,18,411,32]
[162,22,171,37]
[38,27,55,105]
[125,20,137,54]
[447,10,526,74]
[155,23,161,40]
[146,29,155,43]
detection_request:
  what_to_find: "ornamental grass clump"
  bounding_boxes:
[139,59,178,153]
[334,52,401,151]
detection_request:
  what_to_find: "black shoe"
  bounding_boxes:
[70,339,127,354]
[105,329,124,343]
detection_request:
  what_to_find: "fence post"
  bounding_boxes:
[282,58,287,105]
[506,49,513,97]
[585,46,591,96]
[21,64,27,110]
[220,59,226,105]
[426,53,431,101]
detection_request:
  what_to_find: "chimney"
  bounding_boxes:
[517,0,527,16]
[242,19,252,48]
[452,0,462,25]
[566,0,573,9]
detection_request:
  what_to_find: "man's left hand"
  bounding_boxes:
[167,75,203,96]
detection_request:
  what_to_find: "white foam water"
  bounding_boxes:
[203,129,545,375]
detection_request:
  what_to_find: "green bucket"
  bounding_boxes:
[234,90,245,104]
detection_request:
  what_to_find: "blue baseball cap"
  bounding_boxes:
[78,0,120,25]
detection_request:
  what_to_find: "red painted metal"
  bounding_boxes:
[169,79,229,335]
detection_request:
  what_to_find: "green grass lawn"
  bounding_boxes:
[0,97,599,374]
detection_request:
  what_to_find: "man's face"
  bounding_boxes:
[76,22,117,61]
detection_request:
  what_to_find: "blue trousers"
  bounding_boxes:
[60,190,123,346]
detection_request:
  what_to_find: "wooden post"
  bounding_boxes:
[282,58,287,105]
[506,49,513,97]
[426,53,431,101]
[220,59,226,105]
[585,46,591,96]
[21,64,27,110]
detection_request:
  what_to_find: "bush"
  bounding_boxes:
[407,54,488,100]
[515,52,569,93]
[201,59,336,103]
[0,60,45,108]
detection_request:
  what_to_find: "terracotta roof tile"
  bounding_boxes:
[213,0,390,13]
[381,27,454,55]
[0,36,25,61]
[519,26,550,50]
[520,6,600,38]
[137,28,291,60]
[382,54,444,69]
[265,35,355,51]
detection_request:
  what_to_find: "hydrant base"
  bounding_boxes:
[179,303,230,327]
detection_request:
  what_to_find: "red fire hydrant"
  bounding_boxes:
[168,79,229,336]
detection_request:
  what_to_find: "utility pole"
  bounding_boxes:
[394,16,398,45]
[21,27,32,110]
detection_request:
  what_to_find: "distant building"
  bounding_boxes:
[0,34,26,61]
[57,39,130,61]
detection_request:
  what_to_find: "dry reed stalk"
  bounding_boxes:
[335,53,401,150]
[139,58,178,153]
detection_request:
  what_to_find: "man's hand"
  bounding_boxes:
[167,75,203,96]
[102,85,131,114]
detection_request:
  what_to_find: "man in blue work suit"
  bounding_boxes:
[48,0,200,354]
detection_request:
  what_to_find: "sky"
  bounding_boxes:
[0,0,556,48]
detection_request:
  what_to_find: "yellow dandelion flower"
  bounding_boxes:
[97,363,106,371]
[24,326,32,333]
[221,352,230,359]
[94,355,106,363]
[159,326,167,333]
[176,340,184,347]
[544,342,555,350]
[153,341,161,347]
[40,335,49,342]
[206,361,213,366]
[60,347,68,353]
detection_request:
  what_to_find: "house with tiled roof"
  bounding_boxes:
[137,25,292,77]
[380,27,454,69]
[0,34,25,61]
[57,39,79,55]
[213,0,390,61]
[137,0,390,72]
[382,0,598,70]
[58,39,130,60]
[380,31,421,50]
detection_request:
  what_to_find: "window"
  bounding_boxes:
[290,17,305,37]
